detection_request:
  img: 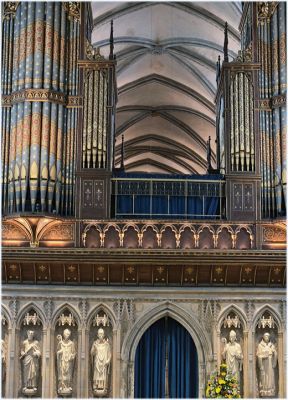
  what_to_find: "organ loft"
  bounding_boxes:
[1,2,286,399]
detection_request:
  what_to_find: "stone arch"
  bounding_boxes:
[86,303,117,329]
[217,304,248,333]
[1,305,12,329]
[121,301,211,397]
[252,304,282,333]
[16,302,46,329]
[51,303,81,328]
[121,300,211,363]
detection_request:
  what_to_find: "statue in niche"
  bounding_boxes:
[20,330,41,394]
[222,330,243,384]
[1,338,7,384]
[256,332,277,397]
[56,329,76,395]
[91,328,111,396]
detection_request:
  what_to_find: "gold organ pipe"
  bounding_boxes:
[87,70,93,168]
[249,80,255,171]
[230,83,235,171]
[234,74,240,171]
[103,74,108,168]
[98,71,104,168]
[239,72,245,171]
[244,74,251,171]
[92,70,98,168]
[82,71,89,167]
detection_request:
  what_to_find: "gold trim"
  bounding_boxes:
[3,2,19,19]
[5,90,83,108]
[11,89,66,105]
[67,96,83,108]
[63,2,80,22]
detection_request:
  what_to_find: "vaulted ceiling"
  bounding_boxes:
[91,1,242,174]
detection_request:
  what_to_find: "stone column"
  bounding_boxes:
[77,328,82,398]
[278,331,284,398]
[80,326,88,398]
[5,325,16,398]
[216,329,221,370]
[49,327,56,398]
[250,330,256,398]
[112,328,120,397]
[41,326,50,398]
[243,330,249,398]
[199,362,206,398]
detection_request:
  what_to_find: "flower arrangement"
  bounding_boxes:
[206,363,241,398]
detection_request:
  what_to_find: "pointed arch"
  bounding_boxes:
[16,302,46,329]
[1,305,12,329]
[252,305,283,333]
[121,301,211,365]
[86,303,117,329]
[217,304,248,332]
[51,303,81,328]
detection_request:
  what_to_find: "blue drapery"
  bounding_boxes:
[113,172,223,219]
[167,318,198,398]
[134,318,166,398]
[134,317,198,398]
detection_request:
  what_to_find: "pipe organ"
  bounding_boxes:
[215,23,261,221]
[1,2,81,216]
[256,2,286,218]
[1,2,117,220]
[75,23,117,220]
[229,70,255,173]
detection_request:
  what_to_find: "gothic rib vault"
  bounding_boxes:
[91,1,242,174]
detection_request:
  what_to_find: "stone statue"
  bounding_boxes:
[256,332,277,397]
[56,329,76,395]
[91,328,111,395]
[20,330,41,394]
[1,339,7,384]
[222,330,243,384]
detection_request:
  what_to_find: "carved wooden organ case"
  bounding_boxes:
[75,9,117,219]
[215,23,261,222]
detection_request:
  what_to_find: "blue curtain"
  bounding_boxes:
[168,318,198,398]
[134,318,166,398]
[134,318,198,398]
[113,172,223,219]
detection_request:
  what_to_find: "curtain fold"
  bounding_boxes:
[134,317,198,398]
[168,318,198,398]
[134,318,166,398]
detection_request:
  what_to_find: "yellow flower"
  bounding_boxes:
[218,379,225,385]
[215,387,221,393]
[221,372,226,376]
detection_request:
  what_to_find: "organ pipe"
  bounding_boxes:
[230,72,255,172]
[1,2,81,216]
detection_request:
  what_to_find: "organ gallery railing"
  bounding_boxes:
[111,177,225,219]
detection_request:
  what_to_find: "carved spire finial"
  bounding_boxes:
[109,20,114,60]
[216,55,221,84]
[223,22,229,62]
[120,135,125,170]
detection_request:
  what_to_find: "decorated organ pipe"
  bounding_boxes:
[229,71,255,172]
[256,2,286,218]
[1,2,81,216]
[81,60,111,170]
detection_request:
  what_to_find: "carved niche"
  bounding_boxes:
[19,309,43,397]
[255,311,279,398]
[1,313,8,396]
[89,310,112,398]
[220,311,244,395]
[54,309,78,397]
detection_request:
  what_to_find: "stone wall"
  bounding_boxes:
[1,286,286,398]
